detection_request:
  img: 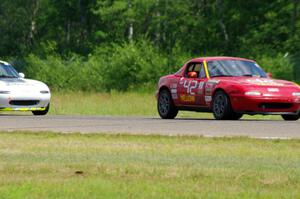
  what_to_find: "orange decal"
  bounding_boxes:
[180,95,195,102]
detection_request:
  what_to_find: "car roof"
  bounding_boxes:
[188,56,255,63]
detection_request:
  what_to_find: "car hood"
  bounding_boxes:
[0,78,50,92]
[212,77,299,88]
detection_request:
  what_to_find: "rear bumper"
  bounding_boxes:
[231,95,300,114]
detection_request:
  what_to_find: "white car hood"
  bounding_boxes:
[0,78,49,92]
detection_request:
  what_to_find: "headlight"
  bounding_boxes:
[40,90,50,94]
[292,92,300,97]
[245,91,261,96]
[0,91,10,94]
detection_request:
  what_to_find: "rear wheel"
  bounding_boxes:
[281,113,300,121]
[157,89,178,119]
[212,91,240,120]
[32,104,50,116]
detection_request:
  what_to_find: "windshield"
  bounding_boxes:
[207,60,267,78]
[0,63,20,78]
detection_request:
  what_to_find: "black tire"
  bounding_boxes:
[157,89,178,119]
[281,113,300,121]
[32,104,50,116]
[212,90,237,120]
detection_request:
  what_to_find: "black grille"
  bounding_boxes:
[9,100,39,106]
[258,103,293,109]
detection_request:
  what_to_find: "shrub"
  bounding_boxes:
[23,40,170,91]
[257,53,293,80]
[93,41,168,91]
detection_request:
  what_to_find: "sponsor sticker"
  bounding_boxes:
[180,95,195,102]
[171,88,177,94]
[171,88,178,99]
[199,82,205,89]
[267,88,279,92]
[171,83,177,89]
[205,96,212,102]
[207,79,220,84]
[246,79,284,86]
[172,93,178,99]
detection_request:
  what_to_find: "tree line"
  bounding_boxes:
[0,0,299,91]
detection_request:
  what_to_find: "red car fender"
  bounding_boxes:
[210,81,247,111]
[206,80,242,108]
[157,75,178,99]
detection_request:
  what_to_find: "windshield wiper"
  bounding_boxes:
[242,74,261,77]
[211,74,235,77]
[0,75,15,78]
[242,74,254,77]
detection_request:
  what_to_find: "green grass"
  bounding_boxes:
[0,132,299,198]
[49,91,282,120]
[50,91,157,116]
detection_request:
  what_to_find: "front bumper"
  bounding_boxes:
[0,92,50,111]
[231,95,300,115]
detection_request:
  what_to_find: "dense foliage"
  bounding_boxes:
[1,0,299,90]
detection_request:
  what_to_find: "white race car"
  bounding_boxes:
[0,60,51,115]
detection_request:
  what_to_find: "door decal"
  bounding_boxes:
[180,79,204,95]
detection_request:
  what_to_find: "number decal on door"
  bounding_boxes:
[182,80,201,95]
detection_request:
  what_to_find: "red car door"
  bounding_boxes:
[177,62,208,106]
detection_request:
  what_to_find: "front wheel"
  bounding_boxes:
[281,113,300,121]
[157,90,178,119]
[32,104,50,116]
[212,91,238,120]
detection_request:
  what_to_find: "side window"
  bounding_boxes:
[185,63,195,77]
[193,63,201,74]
[199,64,206,78]
[185,62,205,78]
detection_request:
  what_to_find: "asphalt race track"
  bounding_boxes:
[0,115,300,139]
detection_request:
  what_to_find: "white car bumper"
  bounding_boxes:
[0,91,50,111]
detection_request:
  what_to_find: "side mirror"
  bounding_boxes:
[19,72,25,78]
[188,71,198,78]
[267,72,272,78]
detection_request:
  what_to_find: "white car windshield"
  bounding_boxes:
[0,63,20,78]
[207,60,267,78]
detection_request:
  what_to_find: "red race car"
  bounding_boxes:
[156,56,300,120]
